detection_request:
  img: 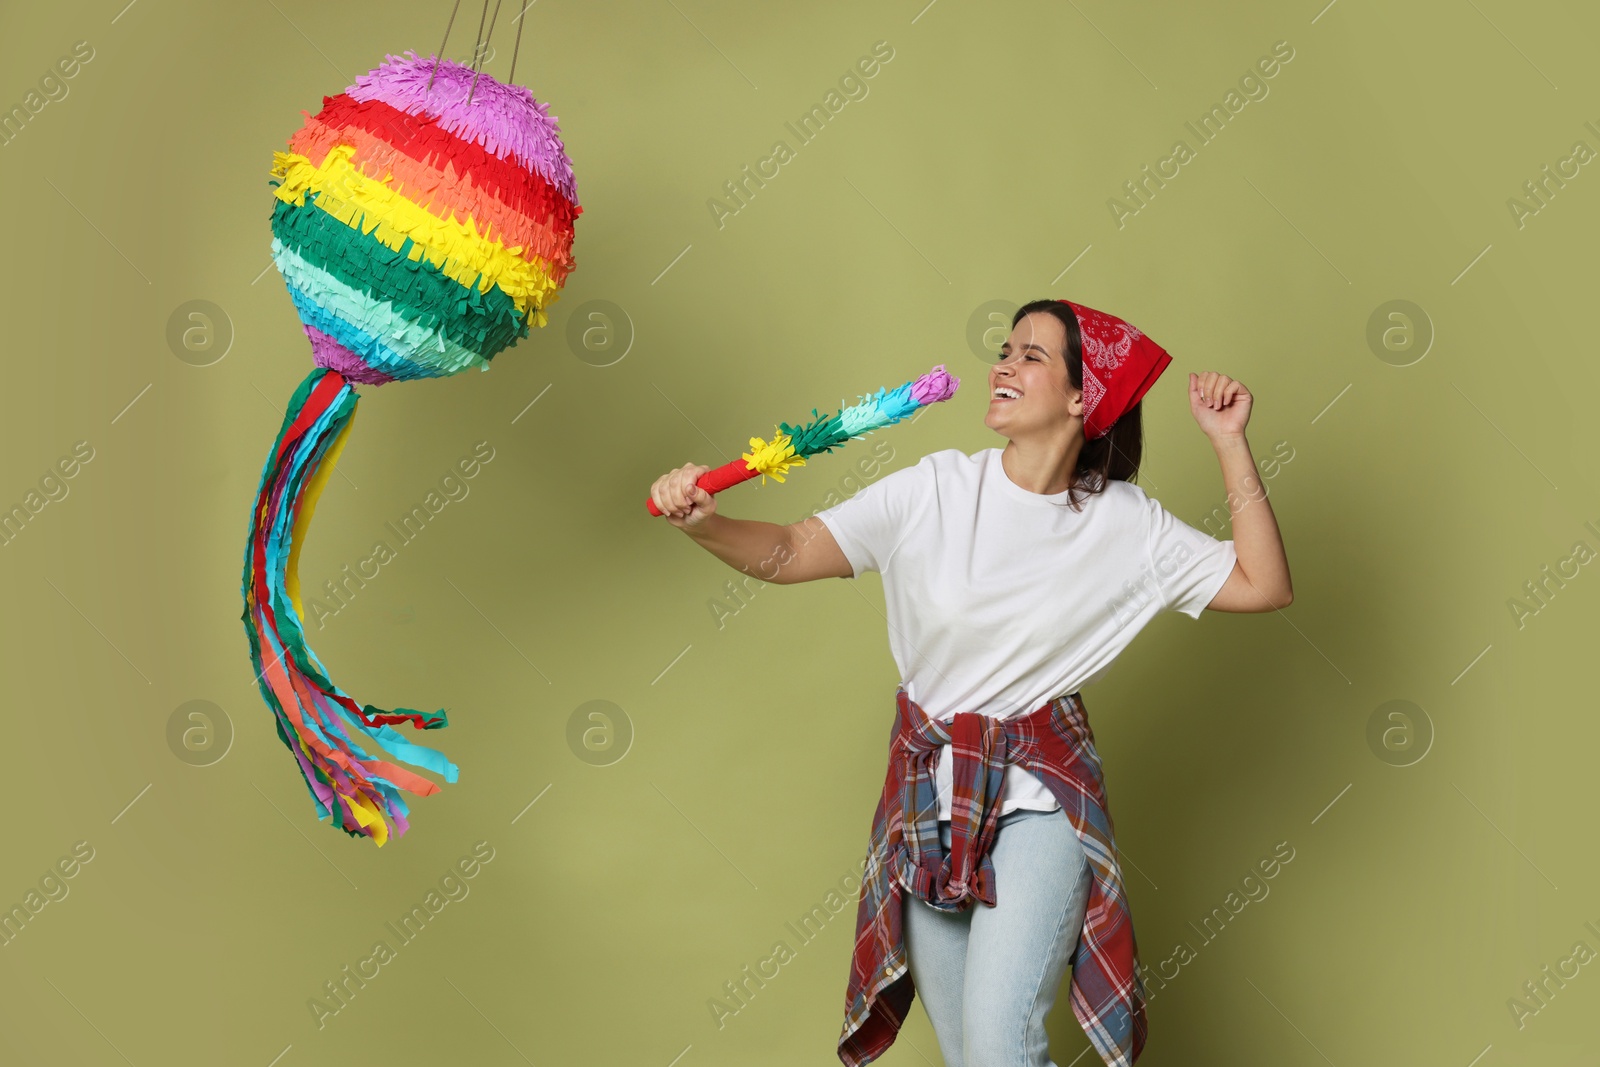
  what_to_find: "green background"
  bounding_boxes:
[2,0,1598,1063]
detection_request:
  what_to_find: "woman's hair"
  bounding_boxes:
[1010,299,1146,511]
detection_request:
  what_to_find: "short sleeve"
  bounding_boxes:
[813,458,929,577]
[1144,494,1238,618]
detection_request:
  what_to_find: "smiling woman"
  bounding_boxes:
[649,294,1293,1067]
[982,299,1158,508]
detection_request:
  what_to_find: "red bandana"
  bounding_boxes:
[1058,300,1172,441]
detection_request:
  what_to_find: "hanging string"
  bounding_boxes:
[468,0,491,76]
[468,0,505,104]
[427,0,464,92]
[507,0,529,85]
[429,0,526,101]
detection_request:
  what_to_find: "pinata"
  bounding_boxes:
[244,42,579,846]
[645,365,960,515]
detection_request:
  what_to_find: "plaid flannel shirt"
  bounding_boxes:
[837,685,1148,1067]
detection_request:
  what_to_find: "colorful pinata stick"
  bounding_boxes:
[645,364,960,516]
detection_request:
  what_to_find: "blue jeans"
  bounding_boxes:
[902,806,1093,1067]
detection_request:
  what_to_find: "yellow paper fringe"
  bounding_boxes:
[743,430,806,484]
[345,790,388,847]
[271,144,563,320]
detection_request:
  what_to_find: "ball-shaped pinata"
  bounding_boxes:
[242,51,580,847]
[268,49,581,383]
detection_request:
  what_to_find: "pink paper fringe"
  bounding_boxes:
[307,325,398,385]
[345,50,580,208]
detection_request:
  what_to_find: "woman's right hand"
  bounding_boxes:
[650,462,717,529]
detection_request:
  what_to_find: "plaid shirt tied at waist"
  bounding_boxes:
[837,685,1148,1067]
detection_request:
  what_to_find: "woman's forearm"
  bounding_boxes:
[681,513,792,578]
[1212,433,1293,605]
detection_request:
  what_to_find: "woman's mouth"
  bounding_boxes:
[991,386,1022,404]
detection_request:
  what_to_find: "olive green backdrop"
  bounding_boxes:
[2,0,1597,1063]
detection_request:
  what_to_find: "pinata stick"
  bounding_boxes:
[646,364,959,516]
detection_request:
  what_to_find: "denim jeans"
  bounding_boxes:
[902,806,1093,1067]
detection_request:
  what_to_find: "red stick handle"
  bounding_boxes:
[646,457,762,515]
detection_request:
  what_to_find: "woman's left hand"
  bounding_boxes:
[1188,371,1251,439]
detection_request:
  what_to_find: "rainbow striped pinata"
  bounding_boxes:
[244,50,580,845]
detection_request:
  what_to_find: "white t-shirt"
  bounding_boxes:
[815,447,1238,819]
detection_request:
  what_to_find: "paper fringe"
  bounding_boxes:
[740,430,806,484]
[770,364,962,460]
[242,367,458,846]
[274,237,492,380]
[689,365,960,502]
[344,51,580,207]
[288,93,578,269]
[271,144,565,320]
[268,195,529,363]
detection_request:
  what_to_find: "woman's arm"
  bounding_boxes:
[1188,373,1294,613]
[685,514,852,584]
[650,462,853,583]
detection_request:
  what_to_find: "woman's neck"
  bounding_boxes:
[1000,435,1084,496]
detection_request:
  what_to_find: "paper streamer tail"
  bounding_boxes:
[241,367,458,847]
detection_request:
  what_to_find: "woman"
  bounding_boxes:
[648,299,1292,1067]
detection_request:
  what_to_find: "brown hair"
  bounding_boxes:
[1010,299,1146,510]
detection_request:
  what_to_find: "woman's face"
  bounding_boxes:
[984,311,1081,437]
